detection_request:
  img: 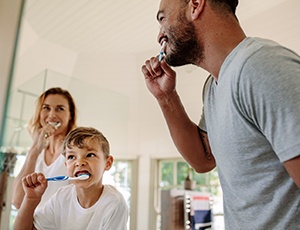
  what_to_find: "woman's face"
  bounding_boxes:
[39,94,71,134]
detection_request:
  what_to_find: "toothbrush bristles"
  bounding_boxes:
[48,122,61,128]
[160,41,166,52]
[77,174,90,180]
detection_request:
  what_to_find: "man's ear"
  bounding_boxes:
[105,155,114,170]
[189,0,205,20]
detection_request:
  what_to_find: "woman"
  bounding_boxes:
[12,87,77,209]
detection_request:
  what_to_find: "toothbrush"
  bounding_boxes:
[158,41,166,62]
[46,174,90,181]
[48,122,61,128]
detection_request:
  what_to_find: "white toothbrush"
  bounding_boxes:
[46,174,90,181]
[158,41,166,62]
[48,122,61,128]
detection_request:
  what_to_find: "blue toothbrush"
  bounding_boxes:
[158,41,166,62]
[46,174,89,181]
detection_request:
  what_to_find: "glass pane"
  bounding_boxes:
[193,170,208,186]
[176,161,189,185]
[103,160,132,229]
[160,161,173,188]
[103,160,131,205]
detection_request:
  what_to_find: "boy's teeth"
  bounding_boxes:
[76,172,90,177]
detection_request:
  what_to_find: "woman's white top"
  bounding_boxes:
[35,149,68,208]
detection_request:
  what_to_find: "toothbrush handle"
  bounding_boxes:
[46,176,68,181]
[158,52,164,62]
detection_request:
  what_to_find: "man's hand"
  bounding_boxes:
[141,57,177,100]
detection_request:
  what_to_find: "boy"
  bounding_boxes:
[14,127,129,230]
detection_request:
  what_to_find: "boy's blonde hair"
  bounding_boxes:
[62,127,110,157]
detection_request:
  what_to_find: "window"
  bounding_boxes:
[103,160,135,230]
[154,158,224,229]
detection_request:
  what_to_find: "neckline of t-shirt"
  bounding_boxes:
[217,37,252,85]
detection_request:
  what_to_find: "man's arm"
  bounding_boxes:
[141,57,216,173]
[158,90,216,173]
[283,155,300,189]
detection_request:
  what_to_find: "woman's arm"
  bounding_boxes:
[12,147,41,209]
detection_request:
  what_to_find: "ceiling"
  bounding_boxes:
[23,0,300,55]
[23,0,160,54]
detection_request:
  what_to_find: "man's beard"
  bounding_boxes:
[165,12,203,67]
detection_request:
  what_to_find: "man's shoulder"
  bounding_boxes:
[238,37,298,63]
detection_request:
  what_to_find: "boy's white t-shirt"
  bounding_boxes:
[34,184,129,230]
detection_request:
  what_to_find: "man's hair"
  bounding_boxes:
[181,0,238,14]
[208,0,239,14]
[62,127,110,157]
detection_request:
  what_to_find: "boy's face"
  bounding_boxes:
[64,138,113,188]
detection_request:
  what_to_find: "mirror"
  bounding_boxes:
[1,2,208,229]
[1,0,300,229]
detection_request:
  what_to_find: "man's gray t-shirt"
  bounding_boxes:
[200,37,300,229]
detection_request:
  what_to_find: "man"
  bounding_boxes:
[141,0,300,229]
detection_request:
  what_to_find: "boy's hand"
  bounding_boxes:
[22,172,48,200]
